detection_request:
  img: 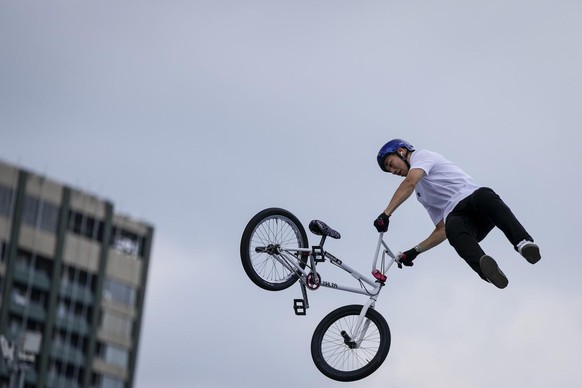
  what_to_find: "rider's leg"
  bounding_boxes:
[446,214,508,288]
[445,204,493,281]
[468,187,534,248]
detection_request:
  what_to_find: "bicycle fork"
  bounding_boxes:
[343,296,378,349]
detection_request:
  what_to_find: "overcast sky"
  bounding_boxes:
[1,1,581,387]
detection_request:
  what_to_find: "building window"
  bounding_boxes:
[22,195,60,233]
[101,343,129,369]
[101,312,132,337]
[56,299,90,331]
[99,374,124,388]
[53,330,87,355]
[60,266,95,308]
[62,265,95,291]
[15,249,53,287]
[68,210,104,242]
[103,278,136,307]
[47,360,84,387]
[12,287,28,306]
[110,227,144,258]
[0,184,14,217]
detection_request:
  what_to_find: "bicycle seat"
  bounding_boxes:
[309,220,341,239]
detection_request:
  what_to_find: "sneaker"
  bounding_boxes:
[516,240,541,264]
[479,255,508,289]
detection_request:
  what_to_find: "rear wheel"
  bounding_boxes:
[240,208,309,291]
[311,304,391,381]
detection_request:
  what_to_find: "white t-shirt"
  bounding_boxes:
[410,149,481,225]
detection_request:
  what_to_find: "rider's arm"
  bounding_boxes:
[383,168,425,216]
[416,219,446,253]
[399,220,446,266]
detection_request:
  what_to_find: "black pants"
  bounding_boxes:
[445,187,533,280]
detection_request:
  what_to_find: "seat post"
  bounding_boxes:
[318,235,327,247]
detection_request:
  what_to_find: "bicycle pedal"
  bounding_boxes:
[312,246,325,262]
[293,299,308,316]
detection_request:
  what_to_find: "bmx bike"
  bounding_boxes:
[240,207,402,382]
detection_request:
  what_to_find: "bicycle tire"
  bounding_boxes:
[311,304,391,382]
[240,208,309,291]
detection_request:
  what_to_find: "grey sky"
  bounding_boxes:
[1,1,581,387]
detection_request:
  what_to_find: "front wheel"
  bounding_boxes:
[311,304,391,382]
[240,208,309,291]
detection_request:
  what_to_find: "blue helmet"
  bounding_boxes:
[377,139,415,172]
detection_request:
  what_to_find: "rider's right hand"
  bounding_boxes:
[373,212,390,233]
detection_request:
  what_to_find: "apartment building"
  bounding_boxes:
[0,160,153,388]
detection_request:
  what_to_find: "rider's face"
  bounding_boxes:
[384,152,408,177]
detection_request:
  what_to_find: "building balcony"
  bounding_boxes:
[50,343,86,367]
[9,299,47,322]
[46,373,81,388]
[24,368,38,386]
[12,262,51,291]
[59,282,94,305]
[54,316,90,336]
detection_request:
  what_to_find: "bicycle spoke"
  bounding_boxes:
[247,215,304,284]
[320,315,381,372]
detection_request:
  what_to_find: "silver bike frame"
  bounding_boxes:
[275,233,399,347]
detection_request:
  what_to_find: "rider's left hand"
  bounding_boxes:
[398,248,419,268]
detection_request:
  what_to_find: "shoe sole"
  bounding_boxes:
[520,244,541,264]
[480,255,508,289]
